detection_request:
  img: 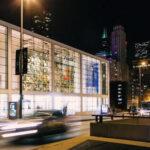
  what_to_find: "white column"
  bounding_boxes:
[8,28,12,103]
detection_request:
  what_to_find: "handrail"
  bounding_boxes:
[92,114,150,123]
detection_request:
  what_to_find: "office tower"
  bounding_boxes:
[111,25,129,81]
[96,28,111,59]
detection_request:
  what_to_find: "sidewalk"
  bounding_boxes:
[34,134,150,150]
[0,115,94,123]
[65,115,94,123]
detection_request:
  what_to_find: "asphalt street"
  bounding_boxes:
[0,121,91,150]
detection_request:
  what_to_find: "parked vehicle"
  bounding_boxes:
[139,102,150,116]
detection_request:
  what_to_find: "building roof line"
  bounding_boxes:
[0,19,108,63]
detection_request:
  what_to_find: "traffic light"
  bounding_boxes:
[15,49,20,75]
[23,48,28,74]
[15,48,28,75]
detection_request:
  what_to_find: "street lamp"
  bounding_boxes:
[19,0,24,119]
[19,0,38,118]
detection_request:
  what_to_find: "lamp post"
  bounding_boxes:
[19,0,24,119]
[19,0,39,118]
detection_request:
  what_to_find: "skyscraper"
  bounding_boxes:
[96,28,111,59]
[111,25,128,81]
[110,25,129,109]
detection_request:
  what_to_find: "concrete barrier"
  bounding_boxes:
[90,118,150,142]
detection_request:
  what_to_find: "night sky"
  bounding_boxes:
[0,0,150,55]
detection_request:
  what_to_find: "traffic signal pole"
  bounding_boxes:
[19,0,24,119]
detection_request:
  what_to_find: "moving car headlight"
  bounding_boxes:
[0,122,42,131]
[140,109,144,115]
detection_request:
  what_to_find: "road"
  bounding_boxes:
[0,120,91,150]
[0,116,124,150]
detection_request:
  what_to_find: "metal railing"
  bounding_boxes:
[92,113,150,123]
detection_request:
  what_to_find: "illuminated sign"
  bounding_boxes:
[86,63,99,93]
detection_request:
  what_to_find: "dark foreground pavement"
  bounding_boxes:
[71,140,150,150]
[34,135,150,150]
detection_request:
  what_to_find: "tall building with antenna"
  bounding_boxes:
[96,28,111,59]
[96,26,129,109]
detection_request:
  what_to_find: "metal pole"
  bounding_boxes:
[139,67,141,108]
[19,0,24,119]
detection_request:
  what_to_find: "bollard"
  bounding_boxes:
[132,113,135,118]
[122,114,124,119]
[111,115,114,120]
[96,115,98,123]
[100,115,103,123]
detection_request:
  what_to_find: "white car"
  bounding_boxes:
[139,109,150,116]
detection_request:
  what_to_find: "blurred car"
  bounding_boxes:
[32,110,64,119]
[0,110,67,139]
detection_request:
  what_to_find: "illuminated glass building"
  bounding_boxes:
[0,20,109,118]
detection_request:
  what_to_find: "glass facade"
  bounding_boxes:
[0,94,8,118]
[12,31,51,91]
[54,96,81,115]
[82,55,100,94]
[23,36,51,92]
[0,20,109,118]
[12,94,52,116]
[83,97,98,112]
[54,45,80,93]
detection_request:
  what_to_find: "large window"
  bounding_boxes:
[0,25,7,89]
[23,37,51,92]
[11,31,51,91]
[54,45,80,93]
[0,94,8,118]
[82,97,98,112]
[54,96,81,115]
[82,55,100,94]
[12,94,52,116]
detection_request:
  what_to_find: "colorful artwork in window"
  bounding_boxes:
[54,45,80,93]
[82,55,100,94]
[23,50,50,92]
[86,62,99,93]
